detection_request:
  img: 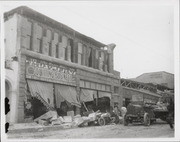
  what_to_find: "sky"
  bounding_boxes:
[1,0,178,78]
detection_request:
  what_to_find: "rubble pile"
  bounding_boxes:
[34,110,101,128]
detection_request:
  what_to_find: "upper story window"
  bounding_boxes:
[78,42,83,65]
[20,20,111,73]
[88,47,92,67]
[114,86,119,93]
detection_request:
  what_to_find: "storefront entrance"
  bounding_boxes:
[80,89,111,114]
[26,79,81,120]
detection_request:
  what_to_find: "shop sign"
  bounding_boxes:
[26,57,76,85]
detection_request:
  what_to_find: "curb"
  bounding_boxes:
[8,124,74,134]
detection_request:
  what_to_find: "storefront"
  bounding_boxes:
[4,6,122,123]
[123,87,161,107]
[79,81,112,113]
[22,56,121,121]
[24,57,81,120]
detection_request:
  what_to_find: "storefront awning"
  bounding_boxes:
[80,89,97,102]
[55,84,81,108]
[27,80,54,108]
[98,91,111,99]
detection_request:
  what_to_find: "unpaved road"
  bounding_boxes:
[7,121,174,139]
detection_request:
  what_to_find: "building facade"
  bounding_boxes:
[132,71,174,89]
[121,79,161,107]
[4,6,122,123]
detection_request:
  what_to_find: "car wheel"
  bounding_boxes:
[144,113,150,126]
[98,117,106,126]
[123,115,129,126]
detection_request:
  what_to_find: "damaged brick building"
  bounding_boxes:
[4,6,122,123]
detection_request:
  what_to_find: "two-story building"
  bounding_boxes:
[4,6,122,123]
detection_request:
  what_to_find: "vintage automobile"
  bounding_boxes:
[153,92,174,128]
[87,111,119,126]
[124,92,174,126]
[123,102,156,126]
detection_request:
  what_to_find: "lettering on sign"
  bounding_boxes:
[26,57,76,85]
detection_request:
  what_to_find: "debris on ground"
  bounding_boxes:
[34,111,58,123]
[33,110,121,127]
[38,119,49,126]
[63,116,72,123]
[51,117,63,125]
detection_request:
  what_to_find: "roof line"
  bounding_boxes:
[4,6,107,48]
[136,71,174,78]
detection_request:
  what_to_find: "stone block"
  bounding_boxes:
[63,116,72,123]
[38,119,49,126]
[34,111,58,122]
[51,118,63,125]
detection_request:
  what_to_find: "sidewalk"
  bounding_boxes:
[8,122,73,134]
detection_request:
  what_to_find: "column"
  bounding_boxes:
[106,44,116,73]
[82,44,86,66]
[95,50,99,69]
[9,90,18,123]
[78,42,82,65]
[72,41,78,63]
[58,42,65,59]
[62,36,68,60]
[42,30,52,55]
[32,23,42,52]
[86,46,91,66]
[67,39,71,62]
[51,33,59,58]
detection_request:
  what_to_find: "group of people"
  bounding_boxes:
[104,105,127,124]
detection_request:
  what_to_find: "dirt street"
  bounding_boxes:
[7,121,174,139]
